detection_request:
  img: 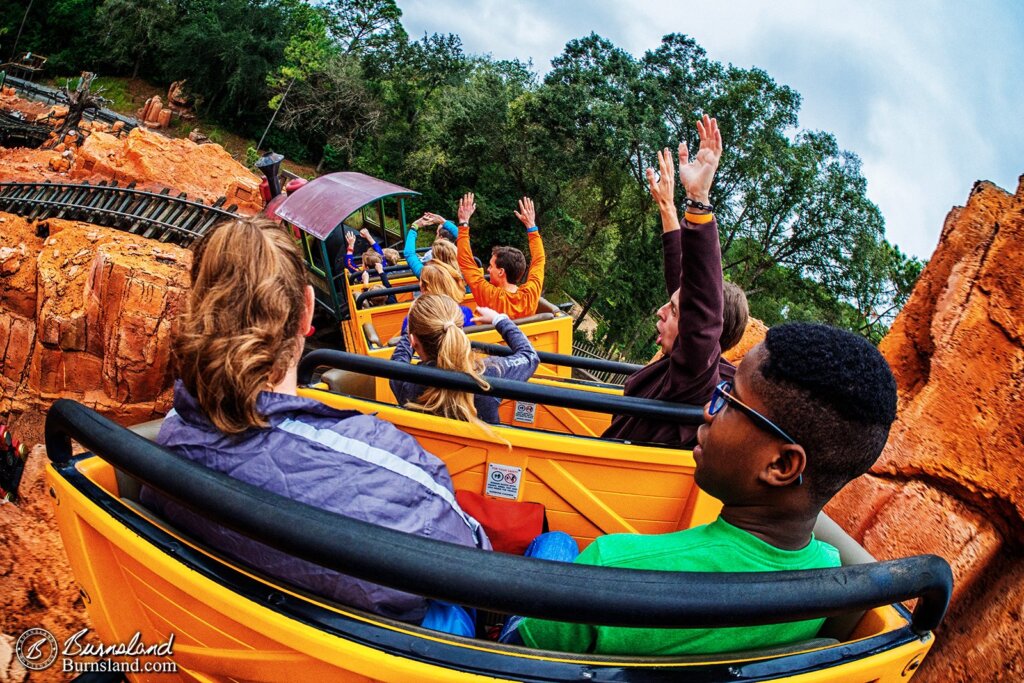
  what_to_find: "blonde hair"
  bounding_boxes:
[430,238,458,269]
[175,217,307,434]
[382,247,400,266]
[419,260,465,303]
[406,295,488,425]
[362,248,382,270]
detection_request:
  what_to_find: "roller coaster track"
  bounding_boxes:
[0,181,239,246]
[0,110,51,147]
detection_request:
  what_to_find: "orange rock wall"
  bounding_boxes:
[0,214,191,422]
[0,90,261,215]
[73,128,262,214]
[827,176,1024,680]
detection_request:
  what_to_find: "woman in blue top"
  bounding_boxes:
[404,212,459,277]
[391,294,539,425]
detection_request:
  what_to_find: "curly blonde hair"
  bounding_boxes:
[419,260,465,303]
[175,217,307,434]
[430,238,458,270]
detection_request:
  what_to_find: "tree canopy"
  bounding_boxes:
[3,0,923,356]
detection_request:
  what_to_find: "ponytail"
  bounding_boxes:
[406,295,487,426]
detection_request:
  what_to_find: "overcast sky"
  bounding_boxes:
[400,0,1023,260]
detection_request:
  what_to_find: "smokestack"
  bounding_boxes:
[255,151,284,200]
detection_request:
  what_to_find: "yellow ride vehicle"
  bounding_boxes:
[44,352,951,682]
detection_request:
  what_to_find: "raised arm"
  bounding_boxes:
[514,197,546,307]
[669,115,726,395]
[375,262,398,305]
[423,212,458,240]
[404,214,429,277]
[648,147,683,295]
[455,192,498,300]
[344,230,358,273]
[360,228,384,258]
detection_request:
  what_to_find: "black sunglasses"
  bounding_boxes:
[709,381,798,444]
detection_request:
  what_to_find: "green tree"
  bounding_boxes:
[274,52,381,171]
[322,0,406,55]
[94,0,175,79]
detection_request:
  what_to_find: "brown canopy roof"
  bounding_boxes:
[276,172,418,240]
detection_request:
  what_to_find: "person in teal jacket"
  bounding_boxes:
[404,212,458,277]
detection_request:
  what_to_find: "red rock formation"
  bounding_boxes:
[723,318,767,364]
[1,90,260,215]
[1,215,193,669]
[827,176,1024,680]
[0,214,191,422]
[73,128,262,214]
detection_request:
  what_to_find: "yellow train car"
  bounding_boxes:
[44,358,951,681]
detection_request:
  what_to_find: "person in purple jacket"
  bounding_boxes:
[140,217,489,633]
[603,115,749,448]
[391,294,539,426]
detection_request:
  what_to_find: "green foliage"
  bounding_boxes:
[0,3,922,349]
[244,146,260,169]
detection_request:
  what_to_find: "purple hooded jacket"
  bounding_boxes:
[141,380,490,622]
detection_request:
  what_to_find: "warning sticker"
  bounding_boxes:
[513,401,536,424]
[485,462,523,500]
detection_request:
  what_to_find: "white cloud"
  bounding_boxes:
[399,0,1024,260]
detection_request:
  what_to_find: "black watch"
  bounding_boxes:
[684,197,714,212]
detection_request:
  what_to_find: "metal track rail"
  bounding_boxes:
[0,181,239,246]
[2,75,139,131]
[0,110,51,147]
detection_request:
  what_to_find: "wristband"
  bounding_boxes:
[458,222,469,227]
[409,223,419,231]
[684,197,714,212]
[526,226,539,233]
[346,248,354,253]
[491,313,509,325]
[684,211,715,225]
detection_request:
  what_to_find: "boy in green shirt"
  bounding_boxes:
[516,126,898,654]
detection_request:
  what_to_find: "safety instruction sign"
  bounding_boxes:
[514,401,536,424]
[485,462,522,500]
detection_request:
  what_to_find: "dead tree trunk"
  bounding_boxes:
[44,72,108,149]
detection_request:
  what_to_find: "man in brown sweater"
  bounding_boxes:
[603,115,748,447]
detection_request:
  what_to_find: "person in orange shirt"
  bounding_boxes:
[456,192,546,320]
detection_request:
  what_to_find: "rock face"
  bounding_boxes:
[0,215,191,665]
[0,213,191,422]
[826,176,1024,681]
[73,128,262,214]
[0,90,261,215]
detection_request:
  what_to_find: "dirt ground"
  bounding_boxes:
[0,408,89,683]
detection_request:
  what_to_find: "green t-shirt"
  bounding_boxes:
[518,518,840,656]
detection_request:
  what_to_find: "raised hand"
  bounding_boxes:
[345,231,356,248]
[457,192,476,224]
[472,306,500,326]
[513,197,536,229]
[359,227,375,243]
[423,212,446,226]
[677,114,722,204]
[646,147,676,210]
